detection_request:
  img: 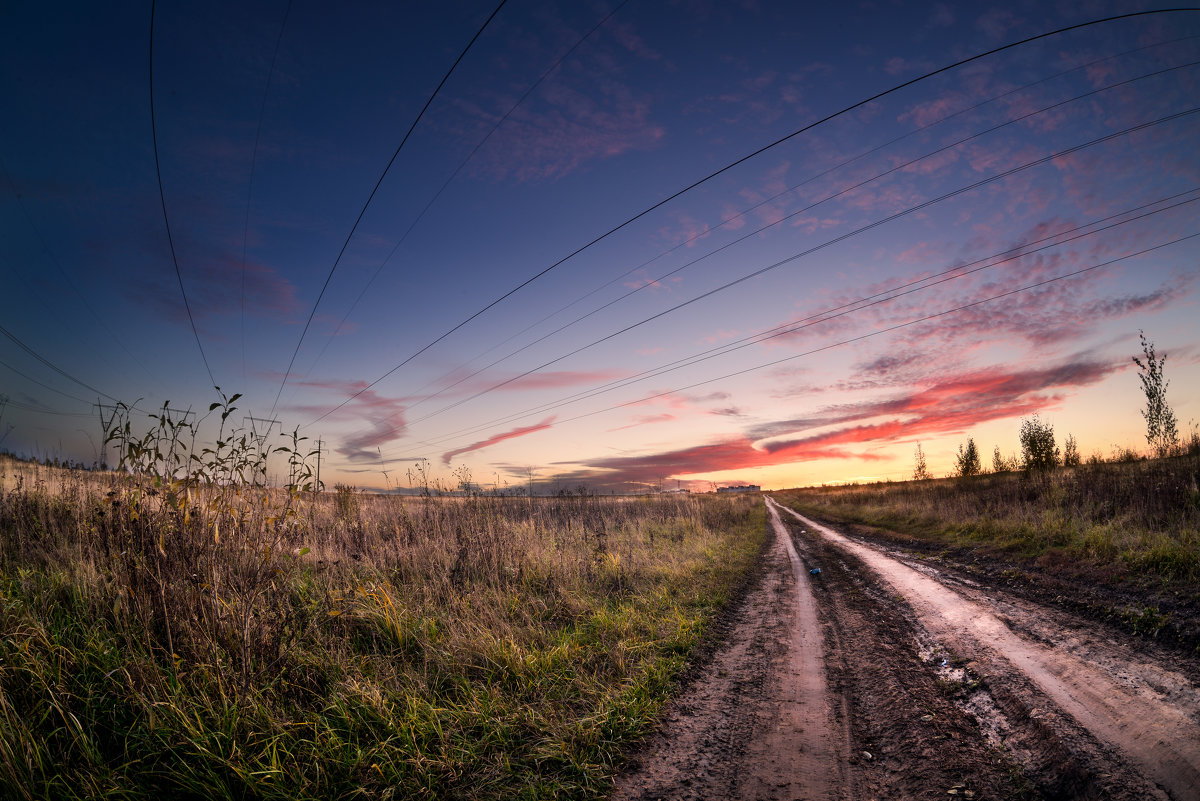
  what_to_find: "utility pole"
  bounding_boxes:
[315,438,322,492]
[0,395,9,451]
[243,416,279,450]
[94,401,121,469]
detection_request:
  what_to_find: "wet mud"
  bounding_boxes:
[614,499,1200,800]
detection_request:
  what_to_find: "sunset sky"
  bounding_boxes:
[2,1,1198,492]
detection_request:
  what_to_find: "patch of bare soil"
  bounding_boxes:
[614,499,1200,800]
[771,500,1031,800]
[776,501,1200,800]
[799,513,1200,656]
[613,503,849,800]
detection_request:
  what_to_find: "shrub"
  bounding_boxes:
[1063,434,1081,467]
[1019,415,1059,472]
[955,438,981,477]
[1133,331,1178,458]
[913,444,931,481]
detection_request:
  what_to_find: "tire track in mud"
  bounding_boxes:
[613,499,849,800]
[767,497,1031,799]
[773,499,1200,800]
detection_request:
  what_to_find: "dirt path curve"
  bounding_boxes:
[612,499,850,800]
[772,499,1200,800]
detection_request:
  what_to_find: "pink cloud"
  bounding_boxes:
[975,8,1021,39]
[469,82,665,182]
[271,375,411,462]
[442,417,555,465]
[898,92,964,128]
[130,253,301,324]
[497,369,630,392]
[565,356,1120,488]
[607,413,676,433]
[657,212,712,248]
[628,390,732,411]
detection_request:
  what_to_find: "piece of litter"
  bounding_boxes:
[809,568,821,575]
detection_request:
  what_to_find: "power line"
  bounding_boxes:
[269,0,512,416]
[0,397,94,418]
[384,106,1200,440]
[0,322,118,402]
[393,58,1200,421]
[302,0,633,379]
[241,0,294,381]
[415,231,1200,462]
[149,0,217,388]
[400,193,1200,453]
[375,31,1200,407]
[401,190,1200,451]
[0,158,159,384]
[0,358,93,406]
[309,8,1200,426]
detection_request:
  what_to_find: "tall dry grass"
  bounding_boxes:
[0,456,764,799]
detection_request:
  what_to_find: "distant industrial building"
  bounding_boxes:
[717,484,761,493]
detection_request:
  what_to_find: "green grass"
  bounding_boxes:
[0,457,765,800]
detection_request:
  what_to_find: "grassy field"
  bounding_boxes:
[0,456,765,800]
[773,452,1200,642]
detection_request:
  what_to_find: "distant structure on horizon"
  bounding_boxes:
[717,484,761,493]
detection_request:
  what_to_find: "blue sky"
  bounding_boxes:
[2,0,1198,491]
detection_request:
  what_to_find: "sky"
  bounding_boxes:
[1,0,1198,493]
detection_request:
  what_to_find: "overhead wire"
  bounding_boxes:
[0,322,118,403]
[0,397,94,418]
[149,0,218,388]
[391,57,1200,420]
[268,0,512,416]
[556,232,1200,428]
[376,106,1200,442]
[414,231,1200,463]
[241,0,294,381]
[0,159,159,385]
[379,31,1200,405]
[308,8,1200,426]
[397,189,1200,452]
[0,358,94,406]
[302,0,634,379]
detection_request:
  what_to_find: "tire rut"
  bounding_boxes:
[613,500,850,800]
[773,499,1200,800]
[767,497,1031,799]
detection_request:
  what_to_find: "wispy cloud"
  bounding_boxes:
[566,355,1121,488]
[466,81,664,182]
[129,253,301,325]
[270,375,410,462]
[442,417,555,465]
[606,413,676,432]
[497,369,630,392]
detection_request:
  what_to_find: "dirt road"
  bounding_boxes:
[614,498,1200,800]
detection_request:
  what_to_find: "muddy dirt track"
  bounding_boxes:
[613,498,1200,800]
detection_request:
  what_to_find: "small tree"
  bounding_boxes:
[992,445,1012,473]
[1062,433,1080,467]
[1019,414,1059,472]
[955,438,981,477]
[1132,331,1178,458]
[913,443,931,480]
